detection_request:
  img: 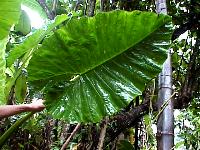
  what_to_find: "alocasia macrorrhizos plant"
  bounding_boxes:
[27,10,172,122]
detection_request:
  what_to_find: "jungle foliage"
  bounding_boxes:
[0,0,199,149]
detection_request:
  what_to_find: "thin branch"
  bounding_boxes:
[37,0,54,20]
[174,38,200,108]
[134,97,140,150]
[100,0,109,11]
[97,117,109,150]
[172,22,192,41]
[153,92,176,124]
[61,123,81,150]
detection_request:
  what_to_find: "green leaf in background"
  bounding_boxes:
[5,15,68,103]
[15,10,31,36]
[6,14,68,67]
[14,74,27,103]
[22,0,47,19]
[28,11,172,122]
[0,0,22,104]
[0,38,8,105]
[117,140,134,150]
[0,0,22,40]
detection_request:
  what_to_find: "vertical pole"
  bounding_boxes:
[156,0,174,150]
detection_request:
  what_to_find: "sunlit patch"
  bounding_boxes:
[60,106,65,112]
[21,5,45,29]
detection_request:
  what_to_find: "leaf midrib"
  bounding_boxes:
[76,19,168,79]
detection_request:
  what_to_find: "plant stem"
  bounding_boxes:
[61,123,81,150]
[97,117,108,150]
[0,112,34,148]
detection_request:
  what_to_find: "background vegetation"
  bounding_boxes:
[0,0,199,149]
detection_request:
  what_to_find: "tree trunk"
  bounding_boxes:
[156,0,174,150]
[37,0,54,20]
[88,0,96,17]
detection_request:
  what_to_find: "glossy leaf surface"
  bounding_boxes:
[28,11,172,122]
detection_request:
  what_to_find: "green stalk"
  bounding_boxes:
[0,112,34,148]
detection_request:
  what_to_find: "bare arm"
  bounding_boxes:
[0,99,45,119]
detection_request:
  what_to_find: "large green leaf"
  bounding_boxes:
[0,0,22,40]
[0,38,8,105]
[28,11,172,122]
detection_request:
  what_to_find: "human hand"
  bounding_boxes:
[28,99,45,112]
